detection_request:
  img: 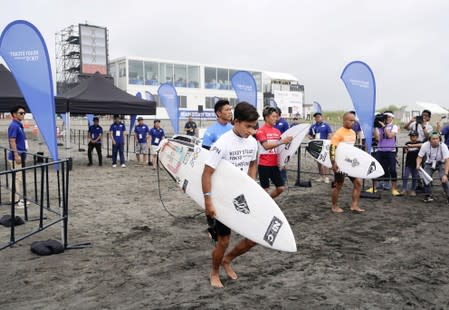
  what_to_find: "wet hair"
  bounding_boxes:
[262,106,278,120]
[234,102,259,122]
[422,109,431,117]
[93,117,99,122]
[10,105,26,115]
[349,110,356,115]
[276,107,282,115]
[214,99,230,115]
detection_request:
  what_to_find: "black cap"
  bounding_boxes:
[408,130,418,136]
[313,112,322,117]
[137,117,143,121]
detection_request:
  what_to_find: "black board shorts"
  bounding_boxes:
[333,171,355,183]
[207,216,231,239]
[258,165,285,189]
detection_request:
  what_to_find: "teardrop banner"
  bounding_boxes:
[0,20,58,162]
[231,71,257,107]
[340,61,376,153]
[158,83,179,134]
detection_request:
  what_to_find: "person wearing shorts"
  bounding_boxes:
[134,117,150,164]
[149,120,165,169]
[202,102,259,288]
[256,107,293,198]
[330,112,363,213]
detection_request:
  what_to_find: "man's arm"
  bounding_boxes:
[248,160,257,180]
[110,131,115,144]
[9,138,21,164]
[261,136,293,150]
[416,156,423,169]
[404,118,415,130]
[202,165,216,217]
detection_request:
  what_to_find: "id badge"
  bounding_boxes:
[92,134,95,139]
[139,134,142,139]
[155,138,160,144]
[25,139,29,150]
[315,133,320,139]
[115,131,120,137]
[432,160,437,169]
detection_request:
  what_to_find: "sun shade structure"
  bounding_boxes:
[56,72,156,115]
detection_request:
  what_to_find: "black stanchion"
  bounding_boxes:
[294,146,312,187]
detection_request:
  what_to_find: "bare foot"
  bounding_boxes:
[350,207,365,213]
[222,258,238,280]
[210,272,224,288]
[332,206,344,213]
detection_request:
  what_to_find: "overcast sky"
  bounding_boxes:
[1,0,449,111]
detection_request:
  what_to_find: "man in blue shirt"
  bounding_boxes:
[87,117,103,166]
[134,117,150,164]
[275,107,290,134]
[8,105,28,206]
[149,119,165,169]
[109,115,127,168]
[308,112,333,183]
[202,99,233,149]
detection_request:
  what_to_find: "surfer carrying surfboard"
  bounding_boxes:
[330,112,364,213]
[201,102,259,288]
[256,107,293,198]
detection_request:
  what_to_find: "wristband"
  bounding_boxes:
[203,192,212,196]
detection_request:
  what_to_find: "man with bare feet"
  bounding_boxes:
[330,112,364,213]
[202,102,259,288]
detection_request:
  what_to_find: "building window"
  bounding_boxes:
[128,60,144,85]
[118,62,126,78]
[229,98,238,107]
[174,64,187,88]
[205,97,216,109]
[144,61,159,86]
[160,63,174,85]
[187,65,200,88]
[109,63,116,80]
[205,67,217,89]
[179,95,187,108]
[217,68,230,90]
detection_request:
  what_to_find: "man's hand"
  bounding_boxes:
[205,202,216,218]
[282,136,293,144]
[332,162,339,173]
[14,154,21,165]
[442,175,448,183]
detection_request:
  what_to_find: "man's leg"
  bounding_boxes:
[8,160,22,202]
[270,167,285,198]
[222,238,257,280]
[424,164,434,198]
[350,178,364,212]
[87,142,94,165]
[112,144,118,165]
[331,175,344,213]
[402,166,411,191]
[119,143,125,165]
[95,143,102,166]
[211,234,230,288]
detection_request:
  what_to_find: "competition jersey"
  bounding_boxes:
[256,124,282,167]
[134,124,150,143]
[202,122,233,148]
[331,127,356,147]
[205,129,258,173]
[109,122,126,144]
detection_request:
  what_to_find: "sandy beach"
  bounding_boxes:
[1,121,449,309]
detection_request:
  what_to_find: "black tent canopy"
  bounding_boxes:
[57,72,156,115]
[0,63,27,112]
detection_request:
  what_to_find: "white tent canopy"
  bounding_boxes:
[399,101,449,123]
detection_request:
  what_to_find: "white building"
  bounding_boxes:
[109,56,305,119]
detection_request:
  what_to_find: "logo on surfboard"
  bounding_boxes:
[344,157,360,167]
[233,194,250,214]
[264,216,283,246]
[367,161,376,175]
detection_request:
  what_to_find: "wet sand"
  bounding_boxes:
[1,125,449,309]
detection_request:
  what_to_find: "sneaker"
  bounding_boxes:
[112,164,117,168]
[99,163,102,166]
[19,199,31,206]
[400,190,408,196]
[392,189,403,196]
[121,164,126,168]
[324,177,330,184]
[365,187,377,193]
[409,191,416,197]
[16,202,24,209]
[315,176,323,182]
[423,195,434,203]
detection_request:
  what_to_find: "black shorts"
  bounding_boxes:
[258,165,285,189]
[333,171,355,183]
[206,216,231,240]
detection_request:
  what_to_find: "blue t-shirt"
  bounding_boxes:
[442,125,449,147]
[202,122,233,148]
[109,122,126,144]
[8,119,27,160]
[275,118,290,134]
[149,127,165,146]
[134,124,150,143]
[88,125,103,143]
[308,122,332,139]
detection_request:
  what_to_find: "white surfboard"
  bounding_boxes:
[158,138,297,252]
[276,124,310,168]
[306,139,384,179]
[306,139,332,167]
